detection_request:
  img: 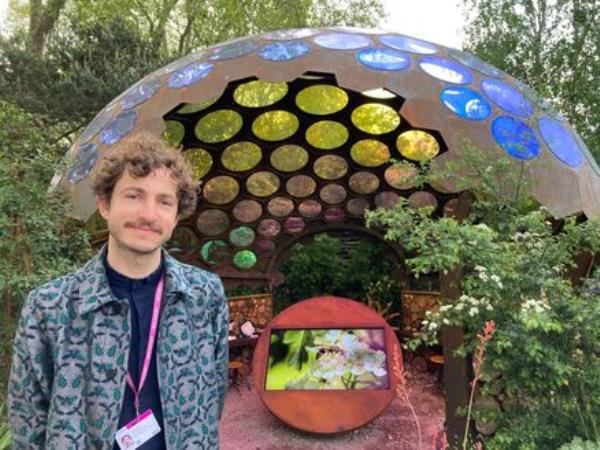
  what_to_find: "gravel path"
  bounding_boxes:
[220,368,445,450]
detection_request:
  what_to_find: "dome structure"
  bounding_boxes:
[57,27,600,276]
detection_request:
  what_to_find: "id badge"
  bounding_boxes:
[115,410,161,450]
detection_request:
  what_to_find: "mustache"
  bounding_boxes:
[124,221,162,233]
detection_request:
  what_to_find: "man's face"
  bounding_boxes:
[97,167,179,257]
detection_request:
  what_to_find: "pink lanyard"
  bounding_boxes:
[126,276,164,416]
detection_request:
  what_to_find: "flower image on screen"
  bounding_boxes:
[265,328,388,390]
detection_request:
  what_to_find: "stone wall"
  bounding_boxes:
[401,291,440,335]
[228,293,273,335]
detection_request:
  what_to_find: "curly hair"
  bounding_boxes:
[90,134,197,218]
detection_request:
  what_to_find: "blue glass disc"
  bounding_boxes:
[448,49,504,78]
[313,33,371,50]
[356,48,411,71]
[492,116,540,161]
[153,52,204,77]
[210,40,260,61]
[257,40,310,61]
[120,77,161,110]
[168,62,213,89]
[440,87,492,121]
[514,80,565,121]
[538,117,583,168]
[99,110,137,146]
[379,34,437,54]
[481,79,533,117]
[67,142,99,184]
[263,28,319,40]
[418,56,474,84]
[79,105,115,144]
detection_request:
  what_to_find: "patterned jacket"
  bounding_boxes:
[7,249,229,449]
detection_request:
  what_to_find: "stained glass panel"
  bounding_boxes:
[323,208,346,222]
[258,219,281,237]
[234,80,288,108]
[492,116,540,161]
[296,85,349,115]
[298,199,322,218]
[351,104,400,134]
[356,48,411,71]
[313,155,348,180]
[246,171,280,197]
[200,240,229,265]
[384,164,417,189]
[184,148,213,180]
[320,184,347,204]
[196,209,230,236]
[350,140,391,167]
[203,176,240,204]
[305,121,349,150]
[538,116,583,168]
[163,120,185,146]
[375,191,400,209]
[252,110,299,141]
[481,79,533,118]
[348,172,380,194]
[234,250,257,269]
[222,142,262,171]
[347,198,370,216]
[228,226,255,251]
[284,217,305,234]
[286,175,317,197]
[267,197,295,217]
[396,130,440,161]
[418,56,473,84]
[195,110,243,143]
[270,145,309,172]
[408,191,438,211]
[233,199,263,223]
[100,111,137,146]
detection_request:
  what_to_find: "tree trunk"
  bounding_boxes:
[28,0,67,56]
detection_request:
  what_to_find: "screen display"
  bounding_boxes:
[265,328,388,391]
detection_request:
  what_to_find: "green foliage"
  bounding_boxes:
[0,102,91,397]
[366,149,600,447]
[274,234,345,311]
[273,233,401,318]
[0,16,164,131]
[462,0,599,162]
[7,0,385,59]
[558,437,600,450]
[0,402,8,450]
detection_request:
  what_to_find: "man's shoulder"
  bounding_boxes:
[28,271,79,305]
[167,256,224,294]
[27,254,102,308]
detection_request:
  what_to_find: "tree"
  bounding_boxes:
[7,0,385,58]
[462,0,599,162]
[0,17,164,140]
[365,150,600,447]
[0,102,91,399]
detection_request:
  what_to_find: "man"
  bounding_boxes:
[8,135,229,449]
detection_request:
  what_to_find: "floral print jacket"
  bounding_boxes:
[8,249,229,449]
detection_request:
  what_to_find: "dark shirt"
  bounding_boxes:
[104,255,166,450]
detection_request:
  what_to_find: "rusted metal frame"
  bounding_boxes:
[440,191,473,447]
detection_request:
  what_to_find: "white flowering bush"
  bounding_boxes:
[266,329,389,391]
[366,167,600,448]
[286,330,388,390]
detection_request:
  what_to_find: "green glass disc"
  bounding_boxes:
[195,109,243,143]
[222,141,262,172]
